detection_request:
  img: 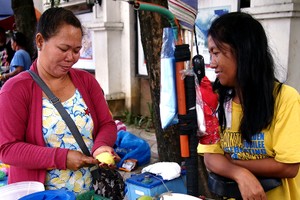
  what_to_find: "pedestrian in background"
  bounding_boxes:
[0,26,15,87]
[0,26,14,67]
[0,32,31,82]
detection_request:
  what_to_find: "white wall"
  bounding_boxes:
[243,0,300,92]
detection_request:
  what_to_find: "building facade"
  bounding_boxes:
[36,0,300,117]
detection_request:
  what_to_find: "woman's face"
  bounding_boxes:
[208,35,237,87]
[37,24,82,77]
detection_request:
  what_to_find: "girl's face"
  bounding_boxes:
[208,36,237,87]
[10,39,16,51]
[37,24,82,78]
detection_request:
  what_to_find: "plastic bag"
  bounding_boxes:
[160,27,178,129]
[195,76,220,144]
[114,130,151,169]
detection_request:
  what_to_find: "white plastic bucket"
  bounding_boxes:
[159,193,203,200]
[0,181,45,200]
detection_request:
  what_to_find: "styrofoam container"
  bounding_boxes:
[0,181,45,200]
[160,193,203,200]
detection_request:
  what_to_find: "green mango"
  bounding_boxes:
[137,195,153,200]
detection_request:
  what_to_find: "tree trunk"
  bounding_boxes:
[11,0,37,60]
[138,0,182,164]
[138,0,218,198]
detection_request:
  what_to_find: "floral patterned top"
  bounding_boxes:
[43,89,94,194]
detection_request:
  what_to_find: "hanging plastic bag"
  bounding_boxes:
[195,75,220,144]
[114,130,151,169]
[160,27,178,129]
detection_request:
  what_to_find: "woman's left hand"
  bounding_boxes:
[93,146,121,169]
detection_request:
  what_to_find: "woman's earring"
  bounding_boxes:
[37,47,41,51]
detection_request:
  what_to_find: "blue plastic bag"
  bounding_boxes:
[114,130,151,168]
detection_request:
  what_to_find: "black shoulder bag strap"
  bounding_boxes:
[27,70,91,157]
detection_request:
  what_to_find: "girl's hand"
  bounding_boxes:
[236,168,267,200]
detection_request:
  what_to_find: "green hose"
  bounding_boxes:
[134,1,179,41]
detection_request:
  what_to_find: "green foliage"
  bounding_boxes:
[120,102,154,131]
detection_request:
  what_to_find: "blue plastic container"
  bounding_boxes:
[125,172,186,200]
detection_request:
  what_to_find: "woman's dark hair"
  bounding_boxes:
[209,12,282,142]
[36,7,83,41]
[12,32,28,49]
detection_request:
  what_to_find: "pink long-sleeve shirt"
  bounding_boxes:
[0,60,117,184]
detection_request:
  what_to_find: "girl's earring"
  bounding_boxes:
[37,47,41,51]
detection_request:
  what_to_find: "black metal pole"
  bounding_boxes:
[184,74,199,197]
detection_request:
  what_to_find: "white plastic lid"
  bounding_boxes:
[0,181,45,200]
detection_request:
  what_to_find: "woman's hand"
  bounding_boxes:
[235,168,267,200]
[93,146,121,169]
[66,150,99,171]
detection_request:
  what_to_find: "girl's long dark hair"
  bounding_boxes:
[210,12,282,142]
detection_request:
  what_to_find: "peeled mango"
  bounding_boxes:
[96,152,115,165]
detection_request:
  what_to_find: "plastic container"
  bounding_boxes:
[19,190,75,200]
[159,193,202,200]
[0,181,44,200]
[125,172,186,200]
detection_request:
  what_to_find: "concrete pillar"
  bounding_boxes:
[89,0,138,116]
[90,0,123,94]
[242,0,300,92]
[41,0,141,115]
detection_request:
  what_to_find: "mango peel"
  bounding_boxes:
[96,152,115,165]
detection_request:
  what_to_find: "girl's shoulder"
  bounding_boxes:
[275,83,300,108]
[278,83,299,99]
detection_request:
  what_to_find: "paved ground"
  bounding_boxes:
[116,125,159,200]
[117,125,159,181]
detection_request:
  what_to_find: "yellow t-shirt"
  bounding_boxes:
[198,84,300,200]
